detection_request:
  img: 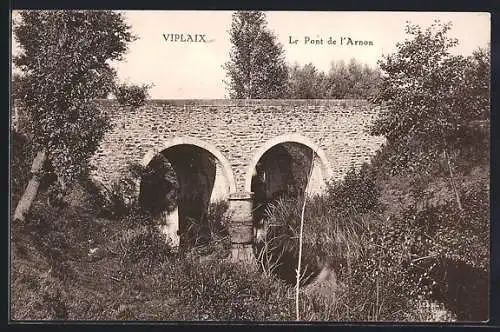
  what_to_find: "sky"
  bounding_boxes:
[11,11,490,99]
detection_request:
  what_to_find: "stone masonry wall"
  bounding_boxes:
[89,99,386,193]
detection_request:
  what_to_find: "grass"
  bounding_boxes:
[11,186,334,320]
[11,214,319,320]
[10,186,441,321]
[10,132,488,321]
[11,177,484,321]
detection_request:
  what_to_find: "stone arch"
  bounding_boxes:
[244,133,333,193]
[141,136,237,195]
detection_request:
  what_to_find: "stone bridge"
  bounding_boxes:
[89,99,386,262]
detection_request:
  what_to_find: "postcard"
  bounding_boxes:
[10,10,491,323]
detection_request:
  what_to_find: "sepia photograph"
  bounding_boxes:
[10,10,490,322]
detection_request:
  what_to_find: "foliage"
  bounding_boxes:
[370,21,490,177]
[255,195,450,321]
[11,130,34,209]
[80,162,146,220]
[114,82,152,108]
[260,194,480,320]
[255,197,318,285]
[358,22,490,320]
[350,190,488,321]
[328,59,382,99]
[287,59,381,99]
[205,201,231,238]
[325,162,488,321]
[91,169,143,220]
[179,201,231,251]
[11,72,23,101]
[11,188,280,320]
[223,11,289,99]
[112,217,174,266]
[257,157,488,321]
[326,163,384,217]
[46,182,66,208]
[11,130,63,209]
[191,201,230,245]
[139,154,178,215]
[13,10,135,186]
[13,178,481,321]
[342,211,460,321]
[166,256,294,320]
[401,188,489,271]
[287,63,329,99]
[254,163,383,284]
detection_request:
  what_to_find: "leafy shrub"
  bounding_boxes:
[344,187,488,321]
[86,181,133,219]
[326,163,384,217]
[255,198,312,284]
[185,201,231,243]
[256,196,438,321]
[205,200,231,238]
[178,201,232,260]
[46,182,67,208]
[138,154,178,215]
[253,154,490,321]
[86,165,143,219]
[115,83,152,108]
[255,162,487,321]
[397,185,489,321]
[107,179,138,217]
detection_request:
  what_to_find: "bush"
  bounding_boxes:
[86,180,134,219]
[86,165,143,220]
[114,83,152,108]
[46,182,67,208]
[255,196,436,321]
[188,201,230,244]
[205,200,231,238]
[138,154,178,215]
[177,201,232,260]
[326,163,384,217]
[343,188,488,321]
[396,186,489,321]
[254,160,487,321]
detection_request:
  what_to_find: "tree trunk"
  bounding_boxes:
[444,148,463,211]
[13,150,47,222]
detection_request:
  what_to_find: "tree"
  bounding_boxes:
[325,60,349,98]
[115,82,152,108]
[223,11,289,99]
[325,59,381,99]
[12,10,136,222]
[11,72,23,101]
[370,21,490,211]
[288,63,328,99]
[286,60,381,99]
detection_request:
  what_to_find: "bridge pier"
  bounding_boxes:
[228,192,256,265]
